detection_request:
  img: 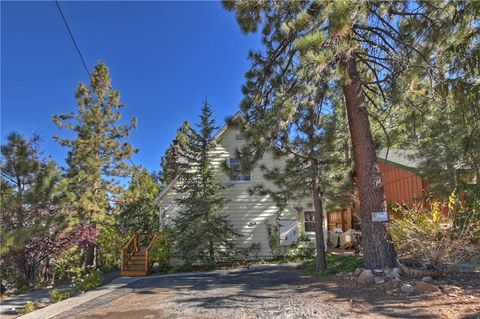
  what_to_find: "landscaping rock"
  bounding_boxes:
[358,269,375,284]
[416,281,440,294]
[421,276,433,282]
[374,276,385,284]
[354,268,363,276]
[373,269,383,276]
[401,284,415,295]
[386,267,400,278]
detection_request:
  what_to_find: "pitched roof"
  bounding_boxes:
[377,149,420,170]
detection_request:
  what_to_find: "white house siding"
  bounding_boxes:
[157,123,324,258]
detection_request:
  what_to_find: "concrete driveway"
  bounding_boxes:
[48,264,355,319]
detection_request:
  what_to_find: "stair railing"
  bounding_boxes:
[120,233,139,271]
[144,234,158,273]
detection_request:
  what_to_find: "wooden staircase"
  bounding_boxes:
[120,234,157,277]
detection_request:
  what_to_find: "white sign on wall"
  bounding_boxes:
[371,211,389,222]
[279,219,299,245]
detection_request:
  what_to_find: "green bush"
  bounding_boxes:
[18,301,38,315]
[72,269,103,292]
[300,253,364,276]
[49,288,70,303]
[97,221,124,272]
[286,235,315,261]
[53,246,82,284]
[238,243,261,261]
[149,230,172,272]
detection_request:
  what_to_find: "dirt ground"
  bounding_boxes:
[51,265,480,319]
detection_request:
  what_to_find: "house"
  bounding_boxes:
[154,113,429,258]
[154,114,327,258]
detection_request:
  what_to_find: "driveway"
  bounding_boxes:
[49,265,356,319]
[42,264,479,319]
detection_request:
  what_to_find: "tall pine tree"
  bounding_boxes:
[173,102,239,266]
[53,61,137,266]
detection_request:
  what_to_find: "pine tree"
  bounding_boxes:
[173,102,239,266]
[223,0,469,268]
[388,1,479,198]
[240,77,352,270]
[119,169,161,234]
[1,132,72,286]
[160,121,191,187]
[53,61,137,266]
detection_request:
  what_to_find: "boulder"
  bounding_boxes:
[401,284,415,295]
[416,281,440,294]
[358,269,375,284]
[374,276,385,284]
[354,268,363,276]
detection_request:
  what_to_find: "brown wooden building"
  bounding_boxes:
[327,150,425,231]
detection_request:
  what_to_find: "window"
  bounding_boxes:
[304,211,315,232]
[228,158,251,182]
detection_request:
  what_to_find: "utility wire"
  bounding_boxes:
[54,0,138,169]
[55,0,90,77]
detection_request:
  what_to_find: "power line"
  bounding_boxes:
[54,0,90,77]
[54,0,139,169]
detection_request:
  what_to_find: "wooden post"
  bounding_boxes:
[120,248,124,271]
[145,250,148,273]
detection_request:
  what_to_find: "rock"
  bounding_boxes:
[374,276,385,284]
[401,284,415,295]
[374,269,384,276]
[358,269,375,284]
[354,268,363,276]
[416,281,441,294]
[383,268,392,275]
[386,289,395,295]
[421,276,433,282]
[386,267,400,278]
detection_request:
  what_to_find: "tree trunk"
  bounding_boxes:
[341,54,397,269]
[312,175,327,271]
[84,245,95,268]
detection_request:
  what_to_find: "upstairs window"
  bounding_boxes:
[228,158,251,182]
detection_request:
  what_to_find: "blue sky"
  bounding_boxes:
[1,1,261,172]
